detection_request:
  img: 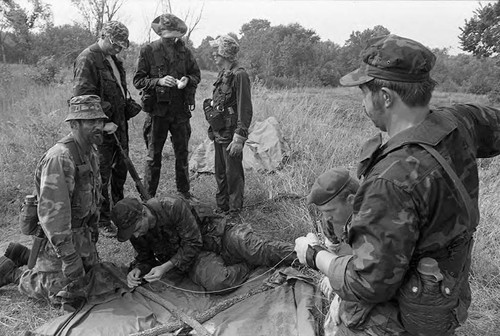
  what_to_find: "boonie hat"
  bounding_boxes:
[101,21,129,48]
[340,34,436,86]
[209,35,239,61]
[151,14,187,38]
[65,95,108,122]
[307,168,351,206]
[111,198,143,242]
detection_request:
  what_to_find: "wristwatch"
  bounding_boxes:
[305,244,327,270]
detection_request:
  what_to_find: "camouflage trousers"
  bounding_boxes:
[143,114,191,197]
[18,262,124,311]
[189,223,296,292]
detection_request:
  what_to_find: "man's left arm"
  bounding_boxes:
[73,55,99,97]
[183,49,201,87]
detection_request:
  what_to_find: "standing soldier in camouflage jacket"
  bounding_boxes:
[204,35,252,217]
[0,95,110,310]
[295,35,500,335]
[133,14,201,199]
[73,21,131,237]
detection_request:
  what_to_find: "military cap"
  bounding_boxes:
[340,34,436,86]
[101,21,129,48]
[111,198,143,242]
[151,14,187,38]
[65,95,108,122]
[307,168,351,205]
[209,35,239,62]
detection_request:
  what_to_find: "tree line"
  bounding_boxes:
[2,0,500,101]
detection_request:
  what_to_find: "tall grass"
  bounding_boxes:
[0,65,499,335]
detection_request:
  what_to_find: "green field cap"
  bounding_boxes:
[111,198,143,242]
[307,168,351,205]
[65,95,108,122]
[340,34,436,86]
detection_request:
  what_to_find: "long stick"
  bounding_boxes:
[102,264,211,336]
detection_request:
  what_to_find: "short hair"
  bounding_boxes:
[336,178,359,202]
[363,77,437,107]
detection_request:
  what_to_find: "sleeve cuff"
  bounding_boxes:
[233,133,247,144]
[327,255,353,292]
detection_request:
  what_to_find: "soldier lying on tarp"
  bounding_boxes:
[111,196,296,291]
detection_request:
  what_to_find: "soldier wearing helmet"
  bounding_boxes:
[295,34,500,335]
[133,14,201,200]
[73,21,133,238]
[0,95,118,310]
[204,35,253,217]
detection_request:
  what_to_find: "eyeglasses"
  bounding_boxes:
[108,36,123,49]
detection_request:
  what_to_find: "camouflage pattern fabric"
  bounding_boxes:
[73,43,130,224]
[210,35,240,62]
[151,13,187,37]
[326,104,500,334]
[101,21,129,48]
[340,34,436,86]
[18,135,102,308]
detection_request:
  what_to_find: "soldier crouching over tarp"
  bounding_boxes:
[111,196,297,292]
[0,96,123,311]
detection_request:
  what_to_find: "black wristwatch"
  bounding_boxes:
[305,244,327,270]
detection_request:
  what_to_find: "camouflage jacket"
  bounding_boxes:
[73,43,128,145]
[130,197,203,275]
[34,134,101,272]
[133,38,201,120]
[327,104,500,334]
[209,63,253,144]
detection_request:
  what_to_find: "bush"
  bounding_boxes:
[28,56,61,85]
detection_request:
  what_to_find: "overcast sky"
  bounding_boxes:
[43,0,493,54]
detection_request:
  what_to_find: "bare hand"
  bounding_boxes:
[176,76,189,89]
[103,122,118,134]
[226,141,243,157]
[143,265,167,283]
[158,75,177,87]
[294,233,320,264]
[127,268,142,288]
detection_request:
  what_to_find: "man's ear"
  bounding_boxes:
[380,88,394,108]
[346,194,355,206]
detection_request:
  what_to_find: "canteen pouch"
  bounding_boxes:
[203,98,225,131]
[19,195,39,235]
[140,90,155,113]
[125,97,142,120]
[397,269,464,335]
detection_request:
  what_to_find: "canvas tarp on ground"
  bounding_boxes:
[189,116,290,174]
[27,264,321,336]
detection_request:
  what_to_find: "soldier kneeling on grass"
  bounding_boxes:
[111,196,296,291]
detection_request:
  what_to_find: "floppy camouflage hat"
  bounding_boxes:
[101,21,129,48]
[209,35,239,61]
[65,95,108,122]
[151,13,187,38]
[340,34,436,86]
[111,198,143,242]
[306,168,351,205]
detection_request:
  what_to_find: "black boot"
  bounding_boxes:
[4,242,30,267]
[0,256,19,287]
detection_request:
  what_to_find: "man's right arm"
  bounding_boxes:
[133,45,160,92]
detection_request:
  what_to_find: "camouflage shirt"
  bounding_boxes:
[210,63,253,143]
[326,104,500,333]
[130,197,203,275]
[34,134,101,269]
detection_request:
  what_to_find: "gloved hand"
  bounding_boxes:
[61,252,85,281]
[203,98,213,113]
[103,122,118,134]
[294,232,320,265]
[319,275,334,300]
[227,133,246,157]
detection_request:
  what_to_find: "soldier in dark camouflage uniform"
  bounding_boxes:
[295,35,500,335]
[0,96,111,310]
[205,35,253,217]
[111,197,295,291]
[133,14,201,199]
[73,21,131,237]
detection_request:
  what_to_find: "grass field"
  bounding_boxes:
[0,64,499,335]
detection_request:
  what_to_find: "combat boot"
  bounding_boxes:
[4,242,30,267]
[0,256,22,287]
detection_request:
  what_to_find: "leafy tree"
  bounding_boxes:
[0,0,52,63]
[459,1,500,57]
